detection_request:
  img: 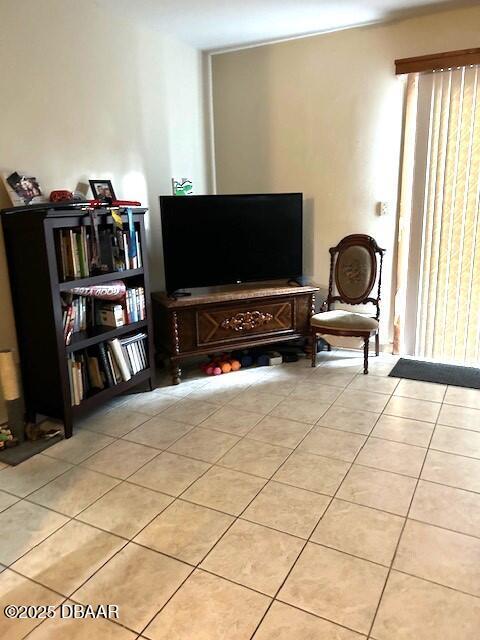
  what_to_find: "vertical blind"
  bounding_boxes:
[415,65,480,364]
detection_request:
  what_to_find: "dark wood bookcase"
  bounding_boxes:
[1,206,154,438]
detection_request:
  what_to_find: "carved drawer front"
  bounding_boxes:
[196,300,294,346]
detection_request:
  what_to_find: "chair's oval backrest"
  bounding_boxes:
[334,238,377,304]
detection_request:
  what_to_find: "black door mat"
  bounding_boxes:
[389,358,480,389]
[0,434,63,466]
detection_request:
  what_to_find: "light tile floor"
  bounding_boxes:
[1,352,480,638]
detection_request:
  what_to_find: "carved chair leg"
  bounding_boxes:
[311,331,317,367]
[375,332,380,356]
[363,337,369,374]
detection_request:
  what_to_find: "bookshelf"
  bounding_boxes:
[1,206,154,438]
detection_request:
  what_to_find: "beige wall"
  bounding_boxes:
[211,5,480,345]
[0,0,209,347]
[0,0,209,421]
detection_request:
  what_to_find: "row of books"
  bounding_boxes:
[58,227,90,280]
[62,287,146,345]
[57,223,142,282]
[97,228,142,273]
[125,287,146,324]
[63,296,88,345]
[68,332,148,405]
[123,231,142,270]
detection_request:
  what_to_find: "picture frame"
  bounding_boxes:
[172,178,193,196]
[2,171,47,206]
[89,179,117,201]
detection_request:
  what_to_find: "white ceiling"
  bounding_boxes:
[97,0,472,51]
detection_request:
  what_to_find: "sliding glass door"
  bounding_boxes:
[402,65,480,364]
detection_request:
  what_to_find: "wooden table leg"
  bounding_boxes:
[171,361,182,385]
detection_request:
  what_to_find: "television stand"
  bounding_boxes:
[152,281,319,384]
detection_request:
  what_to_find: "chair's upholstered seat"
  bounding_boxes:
[311,310,379,332]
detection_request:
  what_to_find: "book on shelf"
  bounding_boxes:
[68,332,149,406]
[135,230,142,268]
[98,343,115,388]
[107,343,123,383]
[123,214,142,270]
[57,220,142,283]
[86,355,104,390]
[109,338,132,382]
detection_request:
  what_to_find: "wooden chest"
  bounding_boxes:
[152,281,319,384]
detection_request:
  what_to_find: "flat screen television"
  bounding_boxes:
[160,193,303,294]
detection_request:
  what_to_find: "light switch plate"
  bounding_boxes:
[377,201,389,216]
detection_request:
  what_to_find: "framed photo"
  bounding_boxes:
[172,178,193,196]
[89,179,116,201]
[2,171,46,206]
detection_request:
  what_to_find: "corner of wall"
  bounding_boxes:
[203,51,217,194]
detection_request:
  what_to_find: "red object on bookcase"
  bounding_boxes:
[70,281,126,300]
[88,199,141,208]
[50,190,73,202]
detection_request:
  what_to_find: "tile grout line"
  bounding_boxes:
[3,400,235,638]
[2,370,473,517]
[247,374,389,639]
[53,379,290,637]
[0,368,427,515]
[0,397,167,501]
[120,368,480,631]
[21,598,69,640]
[12,429,480,592]
[5,358,479,637]
[364,381,448,638]
[15,394,238,508]
[249,369,480,637]
[131,363,345,637]
[132,375,331,637]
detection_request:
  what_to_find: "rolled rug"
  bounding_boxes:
[0,349,24,442]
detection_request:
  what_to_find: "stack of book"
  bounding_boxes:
[68,332,148,405]
[57,222,142,282]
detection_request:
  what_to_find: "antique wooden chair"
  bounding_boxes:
[311,234,385,374]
